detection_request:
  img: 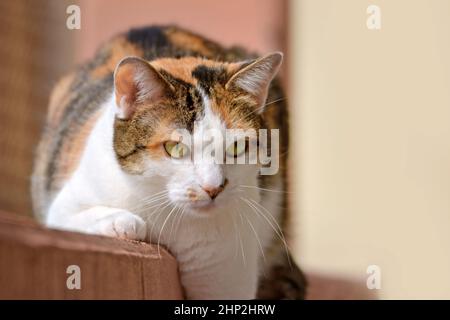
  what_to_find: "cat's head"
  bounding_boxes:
[112,53,282,213]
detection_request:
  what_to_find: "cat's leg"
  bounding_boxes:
[48,206,147,241]
[45,169,148,240]
[256,241,307,299]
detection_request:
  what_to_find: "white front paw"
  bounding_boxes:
[87,210,147,241]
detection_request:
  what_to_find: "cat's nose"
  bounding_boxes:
[202,186,223,200]
[202,179,228,200]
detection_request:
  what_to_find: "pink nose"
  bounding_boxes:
[202,179,228,200]
[202,186,223,199]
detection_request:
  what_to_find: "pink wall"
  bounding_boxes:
[75,0,287,63]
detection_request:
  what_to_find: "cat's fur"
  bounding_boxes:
[31,26,306,299]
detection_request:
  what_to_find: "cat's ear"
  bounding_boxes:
[114,56,172,119]
[226,52,283,112]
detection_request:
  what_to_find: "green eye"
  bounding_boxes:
[164,141,189,159]
[226,140,247,158]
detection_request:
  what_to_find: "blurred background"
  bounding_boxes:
[1,0,450,299]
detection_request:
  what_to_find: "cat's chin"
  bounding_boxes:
[183,200,223,216]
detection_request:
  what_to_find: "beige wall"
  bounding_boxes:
[290,0,450,299]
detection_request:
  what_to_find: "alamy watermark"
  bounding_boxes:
[166,126,280,176]
[366,265,381,290]
[66,5,81,30]
[367,5,381,30]
[66,265,81,290]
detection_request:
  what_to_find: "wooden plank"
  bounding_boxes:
[0,211,183,299]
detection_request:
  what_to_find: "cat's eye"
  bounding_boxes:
[164,141,189,159]
[226,139,247,158]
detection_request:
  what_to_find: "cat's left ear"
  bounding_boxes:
[114,56,173,120]
[226,52,283,112]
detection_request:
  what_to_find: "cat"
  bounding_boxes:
[31,26,306,299]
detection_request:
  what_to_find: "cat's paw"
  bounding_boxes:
[87,209,147,241]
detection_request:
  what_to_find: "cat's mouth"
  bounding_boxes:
[170,187,228,214]
[194,202,217,212]
[182,198,225,215]
[188,200,216,212]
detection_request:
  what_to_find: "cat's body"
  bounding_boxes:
[31,26,306,299]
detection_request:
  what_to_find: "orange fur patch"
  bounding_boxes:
[150,57,233,85]
[91,37,144,79]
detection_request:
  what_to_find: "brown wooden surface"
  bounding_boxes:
[0,210,183,299]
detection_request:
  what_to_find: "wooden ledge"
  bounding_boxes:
[0,211,183,299]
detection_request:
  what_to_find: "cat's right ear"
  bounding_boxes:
[113,56,173,119]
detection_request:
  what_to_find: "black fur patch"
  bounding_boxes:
[191,65,229,93]
[127,26,169,56]
[157,70,204,130]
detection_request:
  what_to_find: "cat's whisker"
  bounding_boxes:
[230,209,240,261]
[141,196,169,207]
[238,187,289,211]
[157,204,179,257]
[238,97,286,122]
[139,195,170,209]
[174,204,188,239]
[141,192,170,204]
[242,208,266,264]
[146,200,170,211]
[149,200,172,244]
[144,199,171,216]
[252,97,286,115]
[238,185,292,194]
[140,189,169,201]
[265,97,286,106]
[246,198,285,238]
[168,204,184,245]
[279,149,289,159]
[127,190,168,205]
[248,198,286,241]
[248,198,292,269]
[237,211,247,267]
[131,196,169,214]
[126,191,169,213]
[240,197,292,268]
[131,195,169,211]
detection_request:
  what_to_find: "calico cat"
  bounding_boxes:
[31,26,306,299]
